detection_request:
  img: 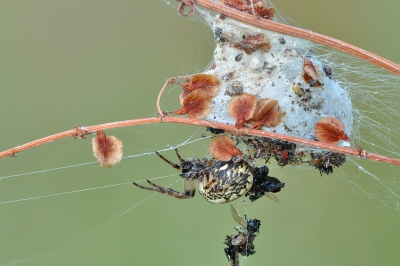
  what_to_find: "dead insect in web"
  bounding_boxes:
[302,58,323,89]
[323,65,333,79]
[235,53,243,62]
[174,90,212,119]
[92,130,123,168]
[314,117,350,145]
[225,81,243,96]
[132,149,254,204]
[209,135,243,162]
[309,151,346,176]
[233,34,270,55]
[355,143,368,158]
[72,125,89,139]
[215,27,226,42]
[177,73,220,104]
[224,204,261,266]
[278,37,286,44]
[222,71,236,81]
[245,165,284,202]
[206,127,225,135]
[228,93,257,128]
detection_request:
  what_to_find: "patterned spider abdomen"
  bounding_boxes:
[198,159,253,204]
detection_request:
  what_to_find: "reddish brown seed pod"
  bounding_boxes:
[253,1,275,19]
[314,117,350,145]
[222,0,275,19]
[178,74,220,104]
[92,130,123,168]
[223,0,248,11]
[228,93,257,128]
[302,58,323,89]
[233,34,270,55]
[209,135,243,162]
[174,89,212,119]
[247,98,284,129]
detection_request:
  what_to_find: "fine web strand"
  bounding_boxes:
[191,1,400,212]
[0,131,207,205]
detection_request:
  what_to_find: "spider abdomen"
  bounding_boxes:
[198,160,253,204]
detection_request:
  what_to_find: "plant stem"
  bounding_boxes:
[196,0,400,76]
[0,116,399,166]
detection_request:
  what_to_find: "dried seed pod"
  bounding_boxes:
[92,130,123,168]
[253,2,275,19]
[302,58,323,89]
[223,0,275,19]
[174,89,212,119]
[314,117,350,145]
[228,93,257,128]
[178,74,220,104]
[247,98,284,129]
[223,0,248,11]
[209,135,243,161]
[233,34,270,55]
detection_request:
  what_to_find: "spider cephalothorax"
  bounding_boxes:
[132,149,254,204]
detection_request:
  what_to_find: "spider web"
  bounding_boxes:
[1,1,400,266]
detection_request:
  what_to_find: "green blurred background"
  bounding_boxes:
[0,0,399,265]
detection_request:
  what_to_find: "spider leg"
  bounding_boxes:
[155,151,181,170]
[174,148,185,162]
[132,180,194,199]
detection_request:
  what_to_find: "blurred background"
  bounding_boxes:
[0,0,399,265]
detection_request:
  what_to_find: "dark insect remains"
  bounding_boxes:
[224,204,261,266]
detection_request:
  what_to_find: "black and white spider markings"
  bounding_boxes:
[132,149,284,204]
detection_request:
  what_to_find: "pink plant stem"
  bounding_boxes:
[0,116,399,166]
[196,0,400,76]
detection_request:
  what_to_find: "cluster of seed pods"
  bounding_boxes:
[91,1,350,173]
[170,1,352,171]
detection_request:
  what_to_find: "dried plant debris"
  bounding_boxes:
[174,90,213,119]
[302,58,323,89]
[314,117,350,145]
[247,98,285,129]
[292,83,324,112]
[209,135,243,162]
[224,204,261,266]
[228,93,257,128]
[222,0,275,19]
[233,34,270,55]
[178,74,220,104]
[92,130,123,168]
[245,165,285,202]
[309,151,346,176]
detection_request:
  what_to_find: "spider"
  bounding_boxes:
[132,149,254,204]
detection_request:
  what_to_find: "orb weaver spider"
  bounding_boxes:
[132,149,285,204]
[132,149,254,204]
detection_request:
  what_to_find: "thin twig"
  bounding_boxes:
[0,116,399,166]
[195,0,400,76]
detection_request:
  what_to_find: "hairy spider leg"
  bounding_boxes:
[132,180,194,199]
[155,150,181,169]
[174,148,185,162]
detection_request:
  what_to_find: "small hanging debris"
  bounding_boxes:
[92,130,123,168]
